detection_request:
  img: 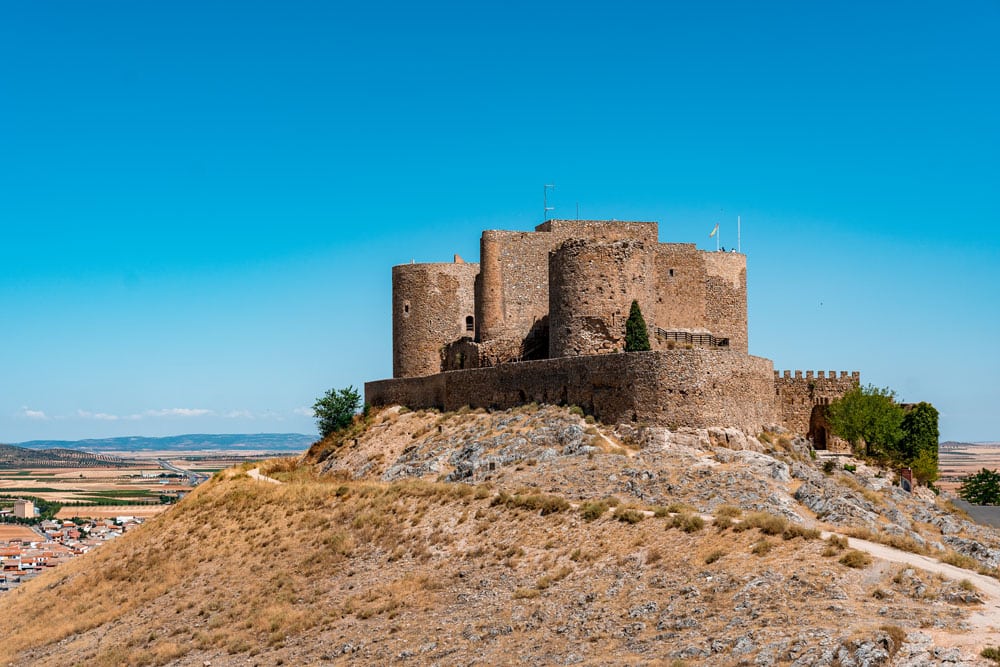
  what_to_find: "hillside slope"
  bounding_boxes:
[0,405,997,665]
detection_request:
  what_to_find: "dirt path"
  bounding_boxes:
[833,533,1000,652]
[247,468,281,485]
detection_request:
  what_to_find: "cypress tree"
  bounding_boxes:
[624,300,651,352]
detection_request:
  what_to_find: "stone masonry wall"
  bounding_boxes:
[652,244,707,337]
[774,370,860,437]
[367,350,779,433]
[703,252,748,353]
[476,220,660,352]
[548,239,657,357]
[392,262,479,378]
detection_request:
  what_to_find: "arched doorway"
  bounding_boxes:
[808,404,829,450]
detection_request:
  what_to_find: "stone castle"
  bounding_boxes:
[365,219,857,448]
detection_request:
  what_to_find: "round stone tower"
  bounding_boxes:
[392,261,479,378]
[548,239,657,358]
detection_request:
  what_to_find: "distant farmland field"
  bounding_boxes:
[0,525,40,541]
[938,444,1000,493]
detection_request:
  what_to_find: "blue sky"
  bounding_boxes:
[1,1,997,442]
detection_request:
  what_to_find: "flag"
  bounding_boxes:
[709,223,719,238]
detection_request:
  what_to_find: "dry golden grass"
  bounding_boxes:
[0,438,984,665]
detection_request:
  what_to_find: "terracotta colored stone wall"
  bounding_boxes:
[774,370,860,436]
[703,252,748,353]
[548,239,657,357]
[652,244,707,338]
[476,220,660,351]
[367,350,779,433]
[392,262,479,378]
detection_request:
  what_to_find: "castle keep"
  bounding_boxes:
[367,219,856,445]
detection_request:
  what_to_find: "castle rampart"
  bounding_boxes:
[367,349,779,433]
[774,370,860,450]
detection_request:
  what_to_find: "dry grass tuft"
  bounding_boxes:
[713,504,742,519]
[491,491,570,515]
[839,549,872,569]
[579,500,610,521]
[613,507,646,524]
[704,549,726,564]
[668,512,705,533]
[736,512,787,536]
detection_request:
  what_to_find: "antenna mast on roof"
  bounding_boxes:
[543,184,555,221]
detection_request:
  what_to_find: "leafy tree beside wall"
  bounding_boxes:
[827,384,904,458]
[901,402,940,483]
[313,386,363,438]
[624,300,651,352]
[826,386,940,483]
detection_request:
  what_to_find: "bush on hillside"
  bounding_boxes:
[313,386,363,438]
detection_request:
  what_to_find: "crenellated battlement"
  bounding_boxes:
[773,370,860,450]
[774,370,860,381]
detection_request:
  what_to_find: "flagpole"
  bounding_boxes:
[717,225,720,252]
[737,215,741,253]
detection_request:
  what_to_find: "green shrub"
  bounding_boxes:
[982,647,1000,663]
[313,386,363,438]
[624,300,651,352]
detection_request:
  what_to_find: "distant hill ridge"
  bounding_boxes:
[11,433,316,453]
[941,441,1000,449]
[0,443,123,468]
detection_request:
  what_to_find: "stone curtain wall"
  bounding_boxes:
[774,370,860,435]
[392,262,479,378]
[367,350,779,433]
[548,239,657,357]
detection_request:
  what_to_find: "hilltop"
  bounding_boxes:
[1,405,998,665]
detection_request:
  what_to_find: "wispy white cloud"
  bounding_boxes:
[44,406,304,423]
[143,408,214,418]
[73,408,214,421]
[76,409,140,421]
[19,407,49,420]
